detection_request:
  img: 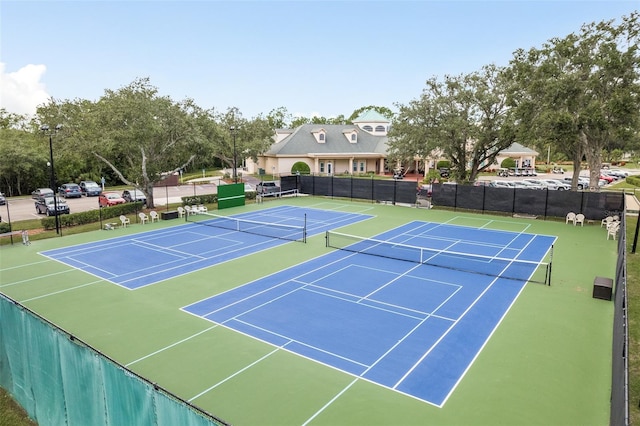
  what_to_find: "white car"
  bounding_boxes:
[562,177,590,190]
[521,179,547,189]
[540,179,571,190]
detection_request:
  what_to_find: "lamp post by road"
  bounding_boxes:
[40,124,62,235]
[230,126,238,183]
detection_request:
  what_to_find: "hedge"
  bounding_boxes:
[41,202,144,230]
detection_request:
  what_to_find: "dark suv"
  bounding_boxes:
[79,181,101,196]
[59,183,82,198]
[35,196,70,216]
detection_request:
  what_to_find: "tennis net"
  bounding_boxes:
[325,230,552,285]
[188,211,306,242]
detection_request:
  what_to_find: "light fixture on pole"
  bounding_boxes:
[40,124,63,235]
[230,126,238,183]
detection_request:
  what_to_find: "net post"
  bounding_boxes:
[303,214,307,243]
[546,244,554,286]
[325,230,329,247]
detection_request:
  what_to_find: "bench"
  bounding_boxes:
[0,230,27,245]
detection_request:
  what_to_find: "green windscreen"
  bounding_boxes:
[218,183,245,209]
[0,294,227,426]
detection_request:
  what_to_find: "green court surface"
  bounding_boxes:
[0,197,615,425]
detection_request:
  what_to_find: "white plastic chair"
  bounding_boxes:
[119,215,130,228]
[575,213,585,227]
[565,212,576,225]
[607,222,620,240]
[601,216,613,228]
[149,211,159,223]
[198,204,208,213]
[139,212,149,224]
[177,206,185,218]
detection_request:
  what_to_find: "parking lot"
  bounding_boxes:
[1,184,218,223]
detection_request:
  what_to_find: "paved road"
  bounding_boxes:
[1,183,219,223]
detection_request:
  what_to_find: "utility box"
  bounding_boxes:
[592,276,613,301]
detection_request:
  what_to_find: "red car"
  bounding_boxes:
[99,191,126,207]
[599,174,615,183]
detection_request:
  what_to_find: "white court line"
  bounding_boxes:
[0,268,78,288]
[188,346,282,402]
[302,267,464,423]
[0,258,52,271]
[233,318,369,368]
[20,280,104,303]
[125,324,219,367]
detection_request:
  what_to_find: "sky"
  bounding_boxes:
[1,1,638,120]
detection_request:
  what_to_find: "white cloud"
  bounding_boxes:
[0,63,50,116]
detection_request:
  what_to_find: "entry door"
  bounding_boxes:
[327,162,332,175]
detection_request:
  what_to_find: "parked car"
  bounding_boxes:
[490,180,514,188]
[599,174,615,184]
[58,183,82,198]
[122,189,147,204]
[519,180,545,190]
[79,181,102,196]
[0,192,5,205]
[562,177,590,190]
[32,188,54,199]
[99,191,126,207]
[35,196,70,216]
[539,179,571,190]
[256,181,281,196]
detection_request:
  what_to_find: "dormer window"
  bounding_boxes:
[342,129,358,143]
[311,128,326,143]
[363,125,373,132]
[375,125,385,132]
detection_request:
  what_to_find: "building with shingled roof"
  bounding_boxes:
[247,110,391,177]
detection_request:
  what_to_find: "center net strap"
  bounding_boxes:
[325,230,550,284]
[188,212,306,242]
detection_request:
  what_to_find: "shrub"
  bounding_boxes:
[291,162,311,175]
[436,160,450,169]
[40,202,144,230]
[181,194,218,205]
[501,158,516,169]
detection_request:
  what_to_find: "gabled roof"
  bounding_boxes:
[266,124,388,156]
[353,109,391,123]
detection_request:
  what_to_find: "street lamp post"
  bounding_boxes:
[40,124,62,235]
[230,126,238,183]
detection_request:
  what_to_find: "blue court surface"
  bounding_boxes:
[39,206,371,289]
[183,221,556,407]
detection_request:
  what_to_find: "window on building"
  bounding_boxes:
[319,133,325,141]
[351,133,356,142]
[363,125,373,132]
[352,162,358,172]
[320,162,325,173]
[375,125,385,132]
[359,162,365,172]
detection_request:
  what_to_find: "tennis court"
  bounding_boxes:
[184,220,555,407]
[39,206,372,289]
[0,197,615,425]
